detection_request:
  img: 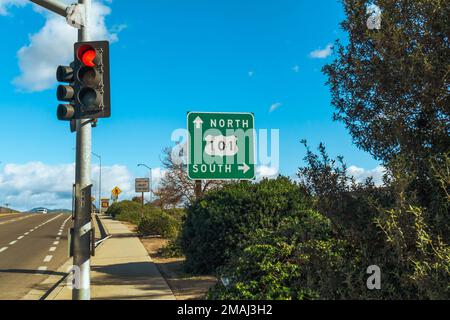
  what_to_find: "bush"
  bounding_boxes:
[207,214,356,300]
[164,208,186,222]
[138,208,180,239]
[297,143,450,299]
[159,239,184,258]
[106,200,142,224]
[180,177,312,274]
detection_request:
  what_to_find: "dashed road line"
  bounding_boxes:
[43,255,53,263]
[0,215,34,226]
[0,247,8,253]
[9,241,17,245]
[49,247,57,252]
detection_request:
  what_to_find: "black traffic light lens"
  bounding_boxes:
[57,104,75,120]
[79,88,101,108]
[57,85,74,101]
[78,66,101,87]
[57,66,74,83]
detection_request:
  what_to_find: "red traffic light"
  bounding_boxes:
[77,45,97,67]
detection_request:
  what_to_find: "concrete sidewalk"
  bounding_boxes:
[46,215,175,300]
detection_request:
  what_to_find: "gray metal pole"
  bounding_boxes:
[29,0,68,17]
[73,0,92,301]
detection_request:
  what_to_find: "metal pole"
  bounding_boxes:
[99,156,102,213]
[73,0,92,301]
[29,0,68,17]
[149,169,153,204]
[141,192,144,218]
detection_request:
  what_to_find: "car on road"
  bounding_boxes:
[33,208,48,214]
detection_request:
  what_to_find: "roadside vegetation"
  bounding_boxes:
[107,200,184,242]
[107,0,449,300]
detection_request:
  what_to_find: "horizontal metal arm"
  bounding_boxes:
[29,0,69,18]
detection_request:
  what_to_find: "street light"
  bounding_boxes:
[137,164,153,204]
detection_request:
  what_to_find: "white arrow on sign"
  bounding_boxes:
[193,116,204,129]
[238,163,250,174]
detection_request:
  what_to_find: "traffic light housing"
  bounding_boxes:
[56,41,111,121]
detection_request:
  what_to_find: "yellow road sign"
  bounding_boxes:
[111,186,122,197]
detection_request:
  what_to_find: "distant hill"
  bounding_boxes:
[0,207,20,214]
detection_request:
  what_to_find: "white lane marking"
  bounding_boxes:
[17,236,24,240]
[24,232,29,235]
[0,247,8,253]
[43,255,53,263]
[38,266,48,271]
[53,241,60,245]
[49,247,57,252]
[9,241,18,245]
[57,233,62,236]
[56,237,61,241]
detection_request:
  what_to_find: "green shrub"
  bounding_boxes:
[207,214,355,300]
[138,209,180,239]
[180,177,312,274]
[164,208,186,222]
[159,239,184,258]
[106,201,142,224]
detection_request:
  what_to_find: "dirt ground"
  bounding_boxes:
[123,222,217,300]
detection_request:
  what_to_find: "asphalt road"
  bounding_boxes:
[0,213,72,300]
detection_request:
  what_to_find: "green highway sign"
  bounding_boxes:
[187,112,255,180]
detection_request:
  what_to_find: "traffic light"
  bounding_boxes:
[56,41,111,121]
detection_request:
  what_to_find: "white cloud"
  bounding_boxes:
[309,43,334,59]
[256,165,279,181]
[0,0,27,16]
[0,162,135,211]
[269,102,282,113]
[10,0,124,92]
[348,165,386,186]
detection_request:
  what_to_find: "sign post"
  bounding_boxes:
[111,186,122,203]
[101,198,110,213]
[135,178,150,217]
[187,112,255,181]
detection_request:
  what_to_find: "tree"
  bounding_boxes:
[153,147,226,209]
[323,0,449,227]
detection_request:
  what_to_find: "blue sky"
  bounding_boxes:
[0,0,382,209]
